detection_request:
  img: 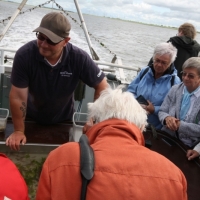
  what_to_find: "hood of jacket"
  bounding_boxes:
[149,60,178,77]
[86,118,145,146]
[169,36,200,55]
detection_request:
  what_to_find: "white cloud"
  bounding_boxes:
[76,0,200,30]
[144,0,200,12]
[3,0,200,31]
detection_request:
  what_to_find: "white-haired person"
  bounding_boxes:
[127,42,181,129]
[36,87,187,200]
[159,57,200,160]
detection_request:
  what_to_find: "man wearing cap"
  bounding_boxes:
[6,12,107,150]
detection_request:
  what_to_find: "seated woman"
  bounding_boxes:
[127,42,181,129]
[159,57,200,160]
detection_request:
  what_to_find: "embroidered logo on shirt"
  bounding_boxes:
[60,71,72,77]
[97,70,102,77]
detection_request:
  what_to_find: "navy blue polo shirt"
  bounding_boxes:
[11,40,105,124]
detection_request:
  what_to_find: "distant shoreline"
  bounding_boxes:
[4,0,200,33]
[98,16,178,30]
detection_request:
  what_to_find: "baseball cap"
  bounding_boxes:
[33,12,71,43]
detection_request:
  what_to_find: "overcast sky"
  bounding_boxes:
[5,0,200,31]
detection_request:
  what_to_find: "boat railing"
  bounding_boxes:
[0,48,16,73]
[0,48,140,83]
[0,0,141,83]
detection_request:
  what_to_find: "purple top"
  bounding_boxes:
[11,40,105,124]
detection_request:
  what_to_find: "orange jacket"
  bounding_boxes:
[0,153,29,200]
[36,119,187,200]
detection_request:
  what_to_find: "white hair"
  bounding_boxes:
[87,86,148,130]
[153,42,177,64]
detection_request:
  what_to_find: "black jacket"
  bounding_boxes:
[168,36,200,79]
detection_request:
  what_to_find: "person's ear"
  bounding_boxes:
[178,31,183,36]
[63,37,70,46]
[140,124,146,132]
[82,118,94,134]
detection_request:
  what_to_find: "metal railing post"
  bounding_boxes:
[0,0,28,42]
[74,0,99,60]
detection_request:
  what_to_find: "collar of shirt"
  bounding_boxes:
[185,86,200,119]
[44,50,63,67]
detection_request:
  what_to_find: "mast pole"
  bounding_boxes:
[74,0,99,60]
[0,0,28,42]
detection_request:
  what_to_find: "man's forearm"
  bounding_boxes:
[10,99,26,133]
[9,85,28,133]
[94,77,108,101]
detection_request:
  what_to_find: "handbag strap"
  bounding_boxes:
[79,134,95,200]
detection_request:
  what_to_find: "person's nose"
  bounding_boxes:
[40,40,49,47]
[183,75,190,80]
[156,61,162,66]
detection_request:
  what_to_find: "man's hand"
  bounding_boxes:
[186,150,200,160]
[165,116,180,131]
[5,131,26,151]
[83,118,95,134]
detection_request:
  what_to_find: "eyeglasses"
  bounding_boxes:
[153,58,169,67]
[36,32,64,46]
[181,71,197,79]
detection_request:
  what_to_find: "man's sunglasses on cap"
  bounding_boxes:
[36,32,64,46]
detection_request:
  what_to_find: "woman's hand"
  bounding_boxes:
[140,104,149,114]
[140,101,154,114]
[186,150,200,160]
[146,101,154,114]
[165,116,180,131]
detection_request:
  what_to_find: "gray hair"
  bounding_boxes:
[87,86,148,131]
[182,57,200,76]
[153,42,177,64]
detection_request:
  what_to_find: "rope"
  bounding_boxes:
[0,0,54,24]
[53,2,117,58]
[0,0,117,59]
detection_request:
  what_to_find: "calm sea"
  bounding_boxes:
[1,0,200,81]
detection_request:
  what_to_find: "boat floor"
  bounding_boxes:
[144,129,200,200]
